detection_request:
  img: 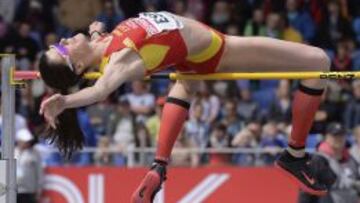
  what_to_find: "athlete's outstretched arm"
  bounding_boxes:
[63,55,136,108]
[63,68,124,109]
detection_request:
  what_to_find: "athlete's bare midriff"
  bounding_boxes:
[173,14,214,56]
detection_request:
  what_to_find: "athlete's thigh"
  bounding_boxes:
[217,36,329,73]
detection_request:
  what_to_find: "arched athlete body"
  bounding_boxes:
[39,11,333,203]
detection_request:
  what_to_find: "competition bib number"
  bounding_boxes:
[139,12,184,34]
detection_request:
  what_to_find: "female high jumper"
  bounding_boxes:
[38,11,333,203]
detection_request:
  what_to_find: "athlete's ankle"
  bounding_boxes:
[154,158,168,166]
[287,146,306,158]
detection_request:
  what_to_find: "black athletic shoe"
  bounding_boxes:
[131,163,167,203]
[275,150,328,196]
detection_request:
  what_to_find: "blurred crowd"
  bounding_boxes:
[0,0,360,171]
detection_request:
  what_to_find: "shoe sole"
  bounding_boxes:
[131,171,161,203]
[274,162,327,196]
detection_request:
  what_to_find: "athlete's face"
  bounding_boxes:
[46,33,92,74]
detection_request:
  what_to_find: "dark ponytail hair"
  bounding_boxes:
[39,53,84,158]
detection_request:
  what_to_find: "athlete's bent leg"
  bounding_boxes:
[218,36,331,195]
[131,80,199,203]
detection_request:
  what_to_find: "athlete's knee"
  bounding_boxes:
[310,47,331,72]
[301,48,330,89]
[168,80,198,99]
[178,80,200,95]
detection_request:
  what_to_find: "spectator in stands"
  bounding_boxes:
[285,0,315,42]
[34,0,59,33]
[0,16,10,51]
[225,23,240,37]
[0,0,15,23]
[15,129,43,203]
[260,121,287,165]
[124,80,155,122]
[247,120,263,143]
[268,80,292,124]
[354,10,360,44]
[243,8,266,36]
[96,0,124,32]
[300,123,360,203]
[350,126,360,175]
[117,1,145,18]
[88,100,114,135]
[304,0,327,25]
[143,0,169,11]
[332,39,355,91]
[107,99,135,166]
[221,98,243,138]
[234,0,264,26]
[43,32,58,50]
[70,108,97,166]
[279,13,303,43]
[332,39,353,72]
[20,1,44,44]
[311,83,344,134]
[212,80,230,98]
[193,81,220,125]
[146,97,165,145]
[17,85,34,118]
[262,0,286,14]
[16,22,39,68]
[58,0,102,32]
[171,0,193,18]
[314,0,354,49]
[186,0,205,21]
[264,12,282,38]
[344,80,360,129]
[171,0,186,16]
[184,102,210,166]
[2,25,16,54]
[232,128,258,166]
[236,81,260,122]
[94,136,113,166]
[14,0,43,28]
[171,130,195,167]
[210,0,231,32]
[28,78,46,129]
[134,122,152,166]
[208,123,231,166]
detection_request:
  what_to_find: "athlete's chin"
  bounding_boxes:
[74,33,90,43]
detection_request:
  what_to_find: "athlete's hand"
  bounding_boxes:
[39,94,66,129]
[89,21,105,35]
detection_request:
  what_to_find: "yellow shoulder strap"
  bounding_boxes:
[99,56,110,73]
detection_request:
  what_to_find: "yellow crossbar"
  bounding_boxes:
[163,71,360,80]
[13,71,360,80]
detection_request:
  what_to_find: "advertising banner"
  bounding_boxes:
[42,167,299,203]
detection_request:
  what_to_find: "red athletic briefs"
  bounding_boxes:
[101,11,225,75]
